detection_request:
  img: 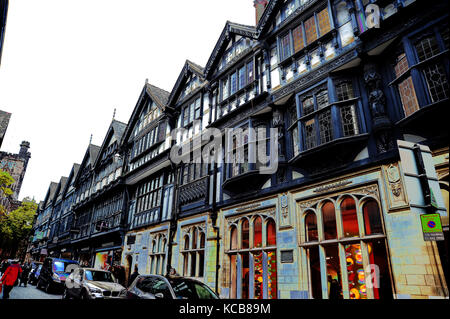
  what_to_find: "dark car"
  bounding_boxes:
[37,257,79,293]
[124,275,219,299]
[28,262,43,285]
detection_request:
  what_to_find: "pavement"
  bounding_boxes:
[3,284,62,299]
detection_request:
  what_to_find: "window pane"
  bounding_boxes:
[305,211,318,242]
[316,90,329,109]
[230,254,237,298]
[184,236,189,250]
[317,8,331,35]
[242,253,250,299]
[230,72,238,95]
[191,252,197,277]
[302,97,315,115]
[230,226,238,250]
[308,246,322,299]
[293,25,305,52]
[325,245,343,299]
[239,66,246,90]
[247,61,254,83]
[341,196,359,237]
[345,243,367,299]
[305,16,318,44]
[335,1,350,26]
[367,239,394,299]
[253,252,263,299]
[422,64,450,102]
[415,36,440,62]
[322,201,337,240]
[267,219,277,246]
[338,21,354,47]
[254,216,262,248]
[242,219,250,249]
[398,77,420,116]
[318,110,333,144]
[193,227,198,249]
[267,250,278,299]
[363,200,383,235]
[304,118,316,150]
[340,104,359,136]
[336,82,354,101]
[198,251,204,277]
[292,126,300,156]
[281,33,291,60]
[199,232,205,249]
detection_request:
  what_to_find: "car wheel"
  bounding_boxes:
[80,289,88,300]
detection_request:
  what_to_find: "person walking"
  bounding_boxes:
[127,265,139,288]
[0,260,22,299]
[19,261,31,287]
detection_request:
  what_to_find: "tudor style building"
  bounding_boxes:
[29,0,448,300]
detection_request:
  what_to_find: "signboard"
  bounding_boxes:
[420,214,445,241]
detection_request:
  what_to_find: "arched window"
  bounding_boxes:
[230,226,238,250]
[184,235,189,250]
[363,200,383,235]
[242,219,250,249]
[305,211,318,242]
[341,196,359,237]
[253,216,262,248]
[267,218,277,246]
[193,227,198,249]
[152,240,157,253]
[199,232,205,249]
[322,201,337,240]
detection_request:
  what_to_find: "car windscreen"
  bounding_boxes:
[52,261,76,273]
[135,277,172,298]
[85,270,114,282]
[168,278,218,299]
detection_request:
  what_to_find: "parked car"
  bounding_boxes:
[37,257,78,293]
[63,268,126,299]
[28,262,43,285]
[124,275,219,299]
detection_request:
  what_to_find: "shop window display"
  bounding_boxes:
[227,214,277,299]
[299,191,393,299]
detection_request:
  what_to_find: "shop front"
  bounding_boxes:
[219,196,280,299]
[93,246,123,271]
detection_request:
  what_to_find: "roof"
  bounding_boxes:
[88,144,101,167]
[93,119,128,169]
[44,182,59,207]
[145,83,170,109]
[62,163,81,196]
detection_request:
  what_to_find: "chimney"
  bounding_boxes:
[19,140,30,158]
[254,0,269,26]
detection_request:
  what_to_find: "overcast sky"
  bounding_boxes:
[0,0,256,202]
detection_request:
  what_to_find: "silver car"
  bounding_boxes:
[63,267,126,299]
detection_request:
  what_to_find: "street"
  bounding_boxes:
[4,284,62,299]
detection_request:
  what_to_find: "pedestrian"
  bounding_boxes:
[0,260,22,299]
[0,260,10,277]
[19,261,31,287]
[127,264,139,288]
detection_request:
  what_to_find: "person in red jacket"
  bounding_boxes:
[0,260,22,299]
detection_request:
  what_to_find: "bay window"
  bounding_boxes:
[290,80,361,155]
[334,1,355,47]
[133,174,163,228]
[389,24,449,118]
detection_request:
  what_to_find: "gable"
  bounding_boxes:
[75,144,100,185]
[122,82,170,145]
[204,21,257,80]
[168,60,205,107]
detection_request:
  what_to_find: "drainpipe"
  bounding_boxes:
[166,163,181,276]
[211,159,220,294]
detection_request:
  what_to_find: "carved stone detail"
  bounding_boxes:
[382,163,408,211]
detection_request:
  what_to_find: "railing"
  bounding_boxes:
[178,176,208,206]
